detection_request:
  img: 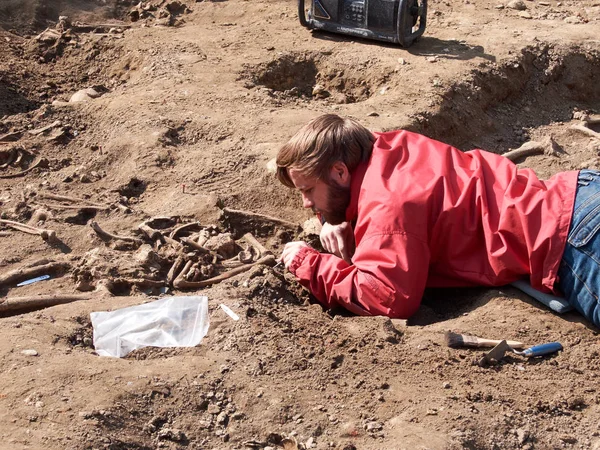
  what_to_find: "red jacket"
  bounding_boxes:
[289,130,578,318]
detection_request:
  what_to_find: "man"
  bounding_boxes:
[276,113,600,328]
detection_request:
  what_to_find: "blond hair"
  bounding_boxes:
[276,114,375,188]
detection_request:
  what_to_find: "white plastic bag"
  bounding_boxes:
[91,296,210,358]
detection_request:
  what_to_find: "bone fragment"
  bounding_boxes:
[169,221,201,239]
[90,221,143,245]
[28,120,62,136]
[0,219,56,241]
[0,158,47,179]
[242,232,272,256]
[173,254,276,289]
[571,123,600,141]
[0,293,94,313]
[503,137,559,162]
[167,255,185,284]
[0,261,70,287]
[180,237,210,254]
[37,192,107,208]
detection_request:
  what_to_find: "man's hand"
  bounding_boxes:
[281,241,310,269]
[320,221,355,264]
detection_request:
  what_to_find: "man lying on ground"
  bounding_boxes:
[276,114,600,327]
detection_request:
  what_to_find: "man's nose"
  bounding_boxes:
[301,194,313,208]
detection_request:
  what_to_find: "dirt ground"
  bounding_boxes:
[1,0,600,449]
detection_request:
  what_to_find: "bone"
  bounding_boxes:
[28,120,62,136]
[0,261,70,287]
[180,237,210,254]
[0,293,95,313]
[571,123,600,141]
[90,221,143,245]
[169,221,201,239]
[0,219,56,241]
[503,137,559,162]
[0,157,47,179]
[37,191,107,208]
[0,130,24,143]
[167,255,185,284]
[242,232,272,256]
[173,254,276,289]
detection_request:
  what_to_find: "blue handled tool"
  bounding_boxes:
[483,340,562,364]
[513,342,563,357]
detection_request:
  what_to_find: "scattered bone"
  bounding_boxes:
[90,221,143,245]
[138,222,163,241]
[173,254,276,289]
[167,255,185,284]
[0,291,106,314]
[37,202,108,212]
[242,232,272,257]
[503,137,560,161]
[0,219,56,241]
[28,120,62,136]
[36,192,107,208]
[0,261,70,287]
[571,123,600,141]
[169,221,201,239]
[180,237,211,254]
[0,157,48,179]
[0,130,24,143]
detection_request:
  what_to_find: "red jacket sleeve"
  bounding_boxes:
[289,232,430,318]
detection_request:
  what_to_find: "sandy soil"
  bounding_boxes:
[1,0,600,449]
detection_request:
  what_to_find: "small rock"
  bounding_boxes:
[207,404,221,414]
[365,421,383,432]
[426,56,438,63]
[216,411,228,425]
[69,87,101,103]
[495,4,504,9]
[266,157,277,174]
[367,111,379,117]
[564,16,580,24]
[21,349,39,356]
[517,428,529,444]
[397,57,406,65]
[312,84,330,99]
[519,11,532,18]
[507,0,526,10]
[443,382,451,389]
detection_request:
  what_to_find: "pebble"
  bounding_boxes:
[365,421,383,431]
[519,11,532,19]
[21,349,39,357]
[397,57,406,65]
[507,0,527,10]
[443,382,451,389]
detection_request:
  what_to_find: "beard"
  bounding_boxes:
[314,179,351,225]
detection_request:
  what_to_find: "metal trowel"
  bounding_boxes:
[481,340,563,364]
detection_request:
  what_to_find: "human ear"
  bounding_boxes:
[329,162,351,187]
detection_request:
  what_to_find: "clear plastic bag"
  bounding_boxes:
[91,296,210,358]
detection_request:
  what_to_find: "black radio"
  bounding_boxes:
[298,0,427,47]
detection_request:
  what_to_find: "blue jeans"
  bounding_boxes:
[558,170,600,328]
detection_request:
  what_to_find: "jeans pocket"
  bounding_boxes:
[568,198,600,247]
